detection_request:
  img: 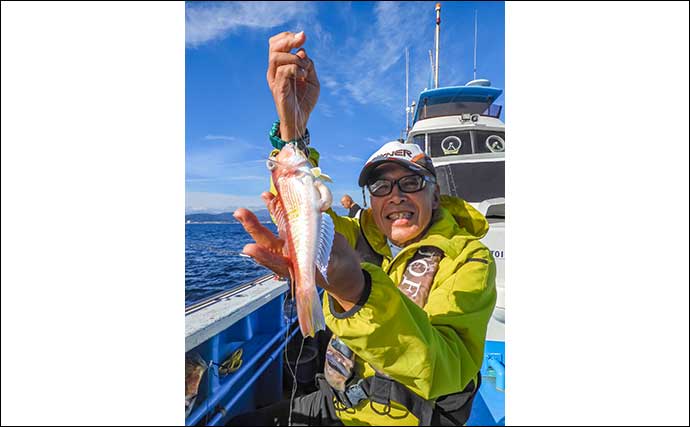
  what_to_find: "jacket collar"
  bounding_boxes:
[359,195,489,261]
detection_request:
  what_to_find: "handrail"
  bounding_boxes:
[185,273,275,315]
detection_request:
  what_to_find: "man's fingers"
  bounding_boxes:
[267,52,310,85]
[233,208,284,252]
[242,243,291,278]
[295,48,319,89]
[268,31,306,54]
[294,49,313,72]
[260,192,277,213]
[268,31,292,44]
[275,64,307,82]
[261,192,280,226]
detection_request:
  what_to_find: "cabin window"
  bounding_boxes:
[435,161,505,202]
[472,131,505,154]
[418,100,493,121]
[411,134,426,154]
[429,131,473,157]
[482,104,502,119]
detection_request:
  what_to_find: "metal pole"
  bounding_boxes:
[434,3,441,88]
[405,48,409,135]
[428,49,434,90]
[473,10,478,81]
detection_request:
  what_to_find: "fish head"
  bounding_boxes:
[267,142,311,179]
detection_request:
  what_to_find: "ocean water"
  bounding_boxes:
[185,223,278,306]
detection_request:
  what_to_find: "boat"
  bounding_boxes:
[185,4,504,425]
[405,79,506,426]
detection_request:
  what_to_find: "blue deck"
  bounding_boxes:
[186,291,505,426]
[186,295,294,426]
[467,340,505,426]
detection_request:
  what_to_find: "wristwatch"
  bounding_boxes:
[269,120,310,150]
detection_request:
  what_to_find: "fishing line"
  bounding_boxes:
[288,335,306,426]
[285,69,308,426]
[204,358,217,425]
[276,46,308,426]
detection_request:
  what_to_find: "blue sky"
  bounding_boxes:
[185,1,504,213]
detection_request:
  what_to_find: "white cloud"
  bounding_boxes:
[321,75,340,91]
[318,102,335,118]
[186,192,264,213]
[366,136,396,146]
[331,154,363,163]
[185,1,317,47]
[186,176,264,183]
[313,2,437,121]
[185,146,269,182]
[204,135,236,141]
[186,2,473,123]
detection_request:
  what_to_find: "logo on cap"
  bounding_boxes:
[358,141,436,186]
[371,149,413,162]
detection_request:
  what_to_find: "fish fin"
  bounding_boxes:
[296,284,326,337]
[315,180,333,212]
[315,213,335,286]
[268,195,289,242]
[311,167,333,183]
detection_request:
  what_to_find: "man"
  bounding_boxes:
[340,194,362,219]
[231,31,496,426]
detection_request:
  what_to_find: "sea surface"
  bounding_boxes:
[185,223,278,306]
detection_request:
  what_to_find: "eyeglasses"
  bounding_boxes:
[367,174,435,197]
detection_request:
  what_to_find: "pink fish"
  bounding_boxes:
[267,143,334,337]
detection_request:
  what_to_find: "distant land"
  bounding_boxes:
[185,207,349,223]
[185,209,270,224]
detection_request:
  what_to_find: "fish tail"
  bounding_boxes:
[295,279,326,338]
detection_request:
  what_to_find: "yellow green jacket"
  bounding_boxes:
[270,147,496,425]
[323,195,497,426]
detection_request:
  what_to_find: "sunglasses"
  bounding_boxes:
[367,174,435,197]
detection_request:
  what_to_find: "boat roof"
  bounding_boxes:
[413,85,503,124]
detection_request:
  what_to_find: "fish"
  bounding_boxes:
[266,142,334,337]
[185,352,207,418]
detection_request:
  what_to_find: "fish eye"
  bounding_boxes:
[266,159,276,170]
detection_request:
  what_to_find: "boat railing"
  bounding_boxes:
[185,274,296,426]
[185,273,276,315]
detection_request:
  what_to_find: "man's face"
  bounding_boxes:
[369,163,439,247]
[340,196,352,209]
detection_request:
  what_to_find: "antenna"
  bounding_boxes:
[473,9,478,81]
[434,3,441,88]
[428,49,434,90]
[405,47,409,136]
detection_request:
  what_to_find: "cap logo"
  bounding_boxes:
[372,148,413,161]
